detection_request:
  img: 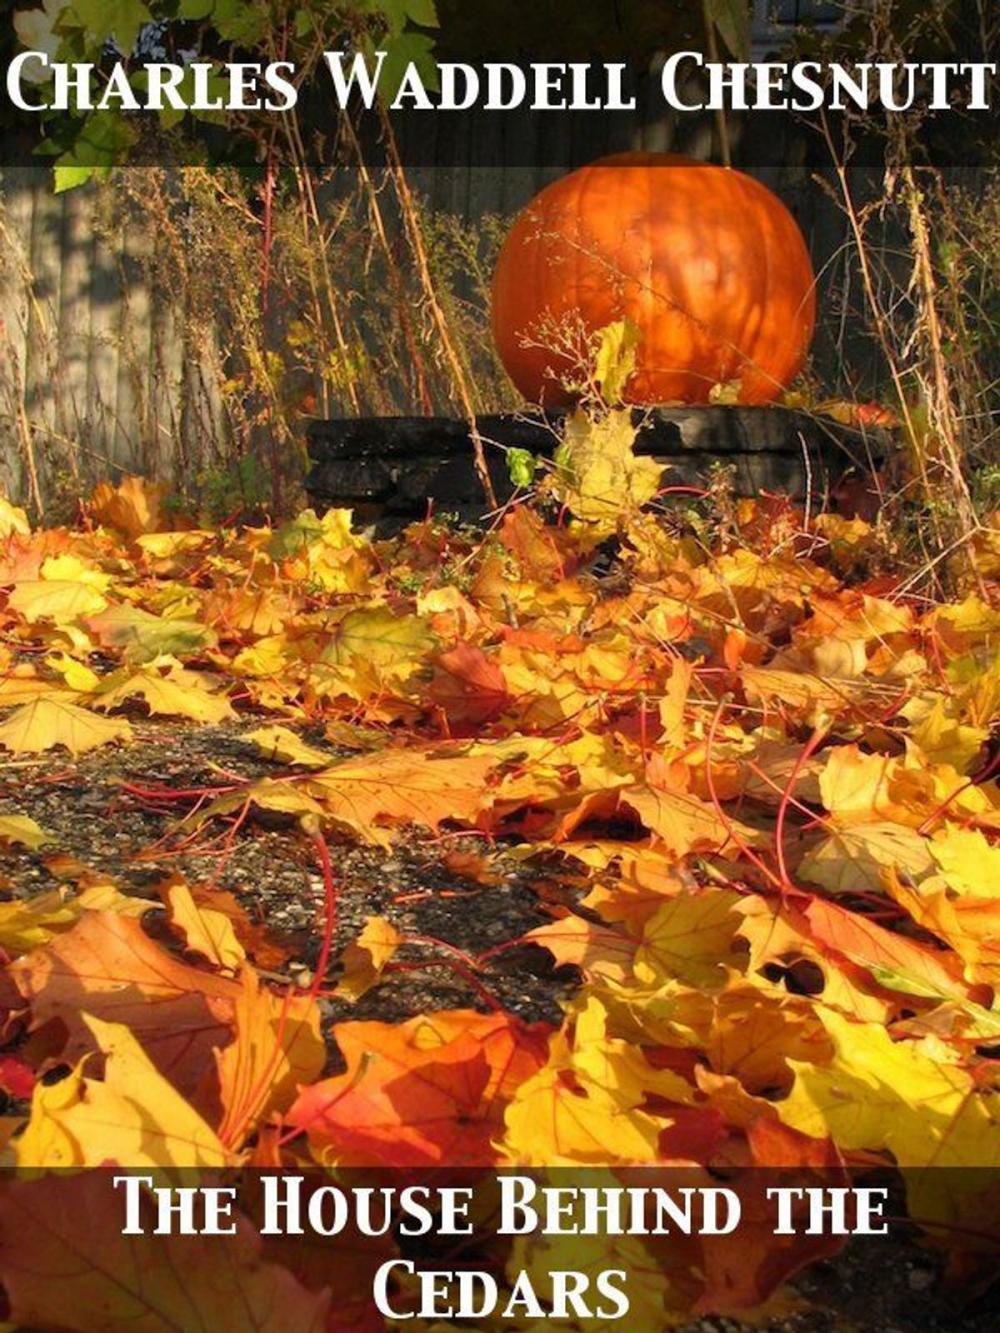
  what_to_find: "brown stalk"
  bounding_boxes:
[377,103,498,508]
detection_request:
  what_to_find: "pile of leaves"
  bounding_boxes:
[0,446,999,1328]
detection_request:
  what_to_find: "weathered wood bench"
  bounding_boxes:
[305,407,886,524]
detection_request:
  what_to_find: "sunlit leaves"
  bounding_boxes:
[287,1011,548,1168]
[15,1014,229,1168]
[95,659,235,723]
[0,698,132,756]
[778,1008,997,1170]
[8,579,108,624]
[1,479,999,1314]
[798,822,934,896]
[83,604,216,662]
[215,969,325,1144]
[592,316,640,404]
[552,408,662,536]
[0,813,52,850]
[334,915,403,1000]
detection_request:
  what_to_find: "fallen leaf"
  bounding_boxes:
[216,968,325,1144]
[10,912,239,1099]
[7,580,108,625]
[163,880,246,971]
[14,1014,230,1167]
[95,661,234,724]
[0,698,131,756]
[83,605,215,663]
[0,814,52,850]
[90,474,166,539]
[798,822,934,896]
[287,1011,549,1168]
[430,642,511,725]
[0,1171,330,1331]
[245,724,333,769]
[335,916,402,1000]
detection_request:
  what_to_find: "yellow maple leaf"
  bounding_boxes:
[336,915,403,1000]
[0,885,154,959]
[95,661,233,724]
[634,889,747,988]
[136,529,213,561]
[216,969,325,1145]
[0,698,131,756]
[818,744,994,828]
[0,667,69,708]
[0,889,81,955]
[0,881,154,956]
[0,813,52,851]
[164,881,245,972]
[553,408,661,535]
[7,580,108,625]
[798,822,934,896]
[245,724,333,769]
[322,606,436,677]
[904,695,989,775]
[623,783,747,858]
[14,1015,230,1168]
[884,870,1000,988]
[778,1007,996,1170]
[501,1028,663,1167]
[929,826,1000,897]
[0,495,30,538]
[592,317,640,404]
[40,554,113,592]
[231,633,294,678]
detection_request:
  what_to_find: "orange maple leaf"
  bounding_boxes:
[286,1011,550,1167]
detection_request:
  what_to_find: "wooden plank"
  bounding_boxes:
[114,187,153,474]
[25,178,64,505]
[87,189,124,475]
[0,168,38,499]
[55,183,92,485]
[148,229,183,483]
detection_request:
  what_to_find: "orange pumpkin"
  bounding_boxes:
[491,153,816,407]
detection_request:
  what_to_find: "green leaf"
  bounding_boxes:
[322,607,436,669]
[402,0,439,27]
[366,0,440,36]
[704,0,750,62]
[507,448,538,490]
[70,0,152,52]
[57,109,136,166]
[210,0,269,44]
[269,510,326,559]
[53,164,101,192]
[381,30,440,98]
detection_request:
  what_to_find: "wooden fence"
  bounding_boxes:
[0,168,231,510]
